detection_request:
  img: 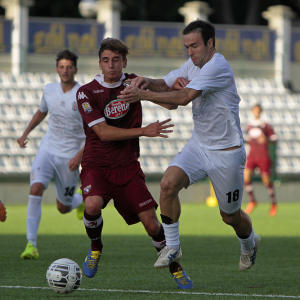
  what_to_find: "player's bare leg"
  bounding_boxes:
[56,189,84,219]
[154,167,188,268]
[261,172,277,216]
[138,208,166,251]
[244,168,257,214]
[220,209,260,270]
[0,200,7,222]
[56,200,72,213]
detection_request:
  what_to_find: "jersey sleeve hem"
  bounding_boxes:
[88,117,105,127]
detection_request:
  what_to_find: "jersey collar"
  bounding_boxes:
[94,73,126,88]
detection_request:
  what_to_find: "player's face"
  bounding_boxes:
[183,31,214,68]
[56,59,77,84]
[99,50,127,83]
[252,106,262,119]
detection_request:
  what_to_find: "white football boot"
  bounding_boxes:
[154,246,182,268]
[239,234,261,270]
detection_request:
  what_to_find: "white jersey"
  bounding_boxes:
[39,82,85,158]
[164,53,243,150]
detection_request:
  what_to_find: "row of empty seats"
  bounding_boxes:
[1,72,300,176]
[0,72,286,93]
[0,72,93,89]
[235,77,286,94]
[239,93,300,110]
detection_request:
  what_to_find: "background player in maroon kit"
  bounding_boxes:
[244,104,278,216]
[76,38,192,289]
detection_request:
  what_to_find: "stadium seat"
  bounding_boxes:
[1,73,300,176]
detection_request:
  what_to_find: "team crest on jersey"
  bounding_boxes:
[104,99,129,119]
[83,185,91,194]
[82,102,92,113]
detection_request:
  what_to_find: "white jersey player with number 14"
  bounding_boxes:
[17,50,85,260]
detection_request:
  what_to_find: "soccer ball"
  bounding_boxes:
[46,258,82,294]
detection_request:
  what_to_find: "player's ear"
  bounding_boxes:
[123,57,127,68]
[208,38,213,49]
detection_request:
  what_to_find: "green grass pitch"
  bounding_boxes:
[1,202,300,300]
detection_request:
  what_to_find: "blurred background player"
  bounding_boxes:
[244,103,278,216]
[76,38,192,289]
[17,50,85,259]
[0,200,7,222]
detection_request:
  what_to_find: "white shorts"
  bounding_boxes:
[30,148,80,206]
[169,139,246,214]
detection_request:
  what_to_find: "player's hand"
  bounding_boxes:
[130,76,150,89]
[118,86,141,103]
[172,77,190,90]
[142,119,174,138]
[17,136,28,148]
[68,157,80,172]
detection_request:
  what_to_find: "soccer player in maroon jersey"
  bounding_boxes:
[244,104,278,216]
[76,38,192,288]
[0,200,6,222]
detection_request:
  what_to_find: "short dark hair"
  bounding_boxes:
[98,38,129,60]
[56,50,78,67]
[252,103,262,111]
[183,20,215,47]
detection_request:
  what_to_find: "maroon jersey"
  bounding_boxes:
[77,73,141,168]
[246,119,277,158]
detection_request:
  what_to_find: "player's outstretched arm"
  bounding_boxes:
[131,76,169,92]
[17,109,47,148]
[119,86,200,106]
[92,119,174,142]
[142,119,174,138]
[172,77,190,90]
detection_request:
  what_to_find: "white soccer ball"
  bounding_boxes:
[46,258,82,294]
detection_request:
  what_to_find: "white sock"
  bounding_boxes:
[26,195,42,247]
[162,222,180,250]
[71,192,83,210]
[238,229,255,255]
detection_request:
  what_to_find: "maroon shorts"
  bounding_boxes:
[80,161,157,225]
[245,154,272,174]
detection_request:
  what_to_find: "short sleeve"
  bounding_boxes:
[186,54,232,92]
[39,90,48,113]
[77,87,105,128]
[164,60,190,87]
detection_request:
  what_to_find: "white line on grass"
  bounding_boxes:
[1,285,300,298]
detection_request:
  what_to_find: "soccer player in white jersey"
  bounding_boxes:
[119,20,260,271]
[17,50,85,259]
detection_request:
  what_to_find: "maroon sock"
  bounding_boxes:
[245,184,256,203]
[150,224,166,252]
[83,211,103,251]
[267,183,276,205]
